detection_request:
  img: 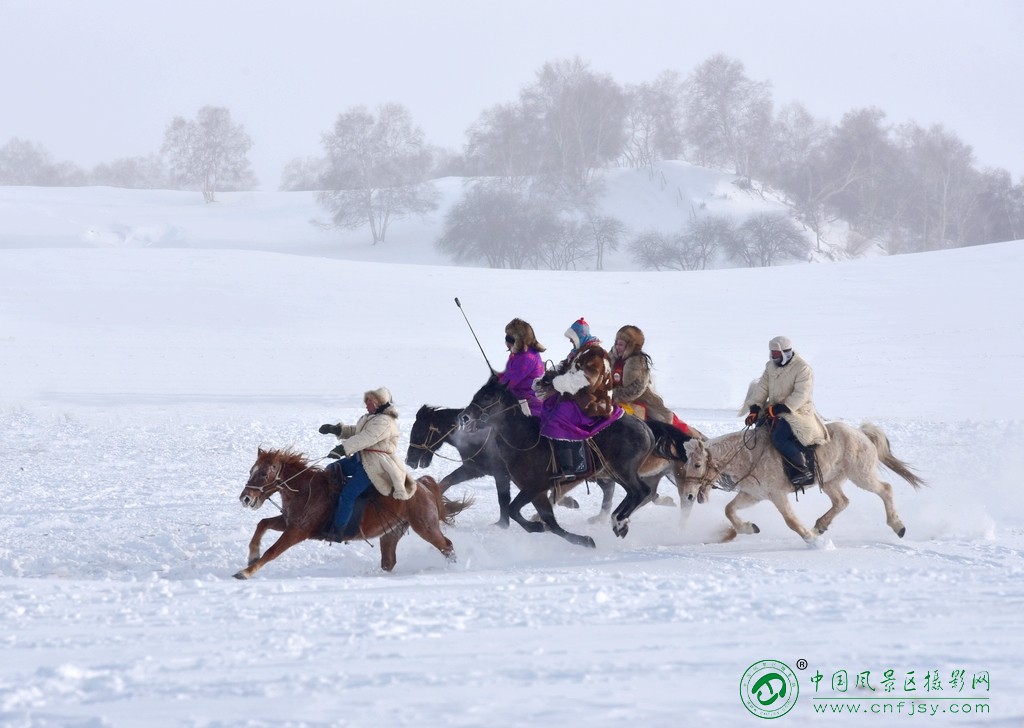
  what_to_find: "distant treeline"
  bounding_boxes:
[2,54,1021,264]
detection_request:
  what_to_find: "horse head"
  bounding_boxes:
[458,373,510,433]
[239,448,284,509]
[406,405,444,469]
[677,439,718,504]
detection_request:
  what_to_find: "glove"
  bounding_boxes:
[319,423,342,436]
[767,403,791,419]
[744,406,761,427]
[327,444,346,459]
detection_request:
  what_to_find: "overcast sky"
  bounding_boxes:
[2,0,1022,189]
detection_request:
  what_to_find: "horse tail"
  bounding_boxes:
[441,494,475,523]
[860,423,926,489]
[418,475,475,524]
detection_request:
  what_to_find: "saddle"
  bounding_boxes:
[781,446,818,492]
[548,438,595,482]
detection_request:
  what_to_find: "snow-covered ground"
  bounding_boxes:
[0,180,1021,726]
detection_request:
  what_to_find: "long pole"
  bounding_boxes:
[454,297,495,373]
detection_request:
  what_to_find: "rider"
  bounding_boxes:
[741,336,829,486]
[610,324,697,437]
[317,386,417,541]
[534,317,620,479]
[499,318,546,416]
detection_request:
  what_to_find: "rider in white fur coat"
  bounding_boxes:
[741,336,829,484]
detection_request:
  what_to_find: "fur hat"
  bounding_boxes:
[565,317,593,349]
[769,335,793,352]
[364,387,392,407]
[505,318,546,354]
[615,325,645,357]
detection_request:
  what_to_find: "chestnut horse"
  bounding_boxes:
[235,448,472,579]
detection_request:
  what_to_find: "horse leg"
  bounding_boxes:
[610,489,635,538]
[493,472,513,528]
[508,489,546,534]
[675,483,695,529]
[813,479,850,535]
[850,473,906,537]
[767,491,817,543]
[611,478,652,539]
[234,527,308,580]
[722,491,763,541]
[531,494,596,549]
[650,475,676,507]
[587,478,616,524]
[407,509,456,563]
[438,463,485,493]
[379,525,408,572]
[244,515,285,567]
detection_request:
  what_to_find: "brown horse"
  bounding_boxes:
[235,448,472,579]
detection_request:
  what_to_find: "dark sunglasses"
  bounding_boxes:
[505,335,516,344]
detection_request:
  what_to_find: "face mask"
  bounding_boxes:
[771,349,794,366]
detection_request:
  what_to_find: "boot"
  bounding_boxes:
[784,452,814,487]
[552,441,584,480]
[340,489,373,539]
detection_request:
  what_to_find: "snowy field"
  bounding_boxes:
[1,184,1022,726]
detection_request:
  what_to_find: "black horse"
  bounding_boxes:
[406,404,608,527]
[406,405,515,526]
[459,374,686,547]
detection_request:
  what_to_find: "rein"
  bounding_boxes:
[409,420,495,464]
[711,425,767,488]
[490,403,542,451]
[251,455,331,511]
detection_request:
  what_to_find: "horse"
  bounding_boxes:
[235,447,472,579]
[459,374,689,547]
[677,422,925,544]
[405,403,619,526]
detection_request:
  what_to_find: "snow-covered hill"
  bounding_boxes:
[0,162,854,271]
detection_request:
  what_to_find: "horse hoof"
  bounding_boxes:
[233,571,249,580]
[897,526,906,538]
[751,523,760,534]
[558,496,580,509]
[492,518,510,529]
[581,536,596,549]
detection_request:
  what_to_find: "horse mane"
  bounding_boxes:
[261,446,322,472]
[646,419,692,461]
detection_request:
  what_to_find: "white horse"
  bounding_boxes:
[678,422,925,544]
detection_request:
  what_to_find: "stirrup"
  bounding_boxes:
[790,470,815,487]
[320,527,345,543]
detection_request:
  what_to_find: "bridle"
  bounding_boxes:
[459,396,540,451]
[408,418,468,464]
[244,456,329,511]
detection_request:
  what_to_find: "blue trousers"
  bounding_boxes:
[327,455,373,531]
[770,417,807,470]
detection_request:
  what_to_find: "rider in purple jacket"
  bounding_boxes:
[498,318,546,416]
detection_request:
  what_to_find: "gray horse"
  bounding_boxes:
[678,422,925,543]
